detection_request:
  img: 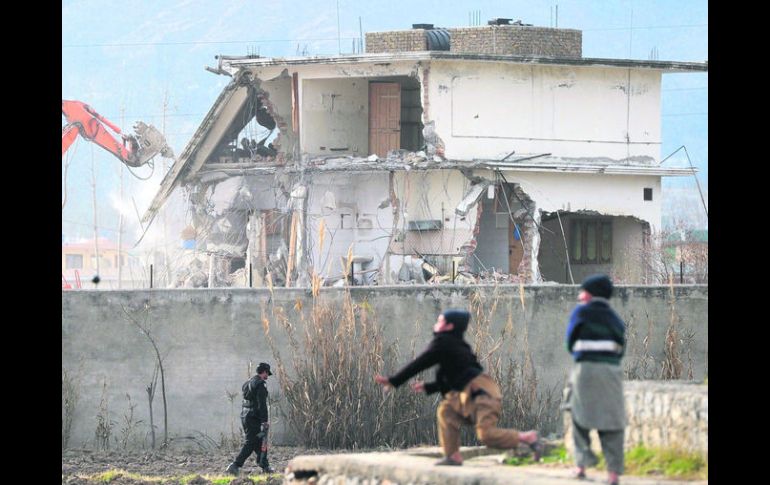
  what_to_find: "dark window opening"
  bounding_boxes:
[643,188,653,201]
[230,257,246,273]
[570,220,612,264]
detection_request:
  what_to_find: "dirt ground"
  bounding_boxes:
[61,446,346,484]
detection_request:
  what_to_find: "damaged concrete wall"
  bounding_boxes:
[259,73,296,158]
[496,172,662,230]
[306,172,394,283]
[184,173,290,285]
[62,285,708,447]
[247,62,417,159]
[389,170,478,260]
[539,215,645,283]
[290,62,417,156]
[473,190,525,274]
[611,218,647,283]
[428,61,662,160]
[302,78,369,156]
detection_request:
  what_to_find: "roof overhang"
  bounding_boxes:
[142,73,251,224]
[482,160,696,176]
[219,51,708,73]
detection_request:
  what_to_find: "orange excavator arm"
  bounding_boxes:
[62,99,174,167]
[62,100,136,163]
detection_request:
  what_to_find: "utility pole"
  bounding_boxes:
[336,0,341,54]
[629,4,634,58]
[359,16,363,53]
[161,91,171,287]
[117,106,125,288]
[90,145,100,285]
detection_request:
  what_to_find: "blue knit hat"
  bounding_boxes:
[580,274,613,299]
[442,309,471,335]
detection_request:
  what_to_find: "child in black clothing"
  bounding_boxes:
[375,309,542,465]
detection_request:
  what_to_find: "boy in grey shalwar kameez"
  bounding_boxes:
[565,274,626,485]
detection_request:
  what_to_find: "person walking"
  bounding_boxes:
[565,274,627,485]
[226,362,275,475]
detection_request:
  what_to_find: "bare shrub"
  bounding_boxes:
[624,311,658,380]
[62,367,80,449]
[94,379,115,450]
[223,389,241,451]
[122,303,169,447]
[118,393,143,450]
[267,283,561,449]
[613,223,707,285]
[468,286,561,436]
[262,290,437,448]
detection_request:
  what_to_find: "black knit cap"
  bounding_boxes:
[580,274,613,299]
[256,362,273,375]
[442,309,471,335]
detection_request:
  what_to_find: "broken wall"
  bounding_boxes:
[302,78,370,156]
[185,173,290,284]
[258,73,296,157]
[428,61,662,160]
[388,170,479,266]
[306,172,394,282]
[473,186,526,275]
[285,61,417,156]
[539,214,645,283]
[494,171,662,230]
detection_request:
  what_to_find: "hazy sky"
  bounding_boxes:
[62,0,708,244]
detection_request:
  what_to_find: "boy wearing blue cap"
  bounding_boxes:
[375,309,542,465]
[565,274,626,485]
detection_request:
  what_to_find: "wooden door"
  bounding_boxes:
[509,220,525,274]
[369,82,401,157]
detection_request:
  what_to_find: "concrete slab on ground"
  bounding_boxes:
[286,446,707,485]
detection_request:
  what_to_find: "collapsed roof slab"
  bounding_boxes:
[143,73,252,225]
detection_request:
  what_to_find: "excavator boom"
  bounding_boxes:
[61,99,174,167]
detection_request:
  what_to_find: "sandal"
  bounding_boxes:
[435,457,463,466]
[572,468,586,479]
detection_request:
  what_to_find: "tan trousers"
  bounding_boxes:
[437,373,520,457]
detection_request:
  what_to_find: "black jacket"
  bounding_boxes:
[388,332,483,395]
[242,375,269,422]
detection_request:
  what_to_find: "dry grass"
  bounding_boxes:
[260,283,560,449]
[468,287,561,436]
[62,367,80,449]
[614,225,707,285]
[94,378,114,450]
[260,290,438,448]
[623,284,698,382]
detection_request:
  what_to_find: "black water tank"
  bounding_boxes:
[426,29,450,51]
[412,23,434,30]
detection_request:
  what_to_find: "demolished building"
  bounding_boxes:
[143,20,708,287]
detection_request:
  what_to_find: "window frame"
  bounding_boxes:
[65,253,83,270]
[570,219,612,264]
